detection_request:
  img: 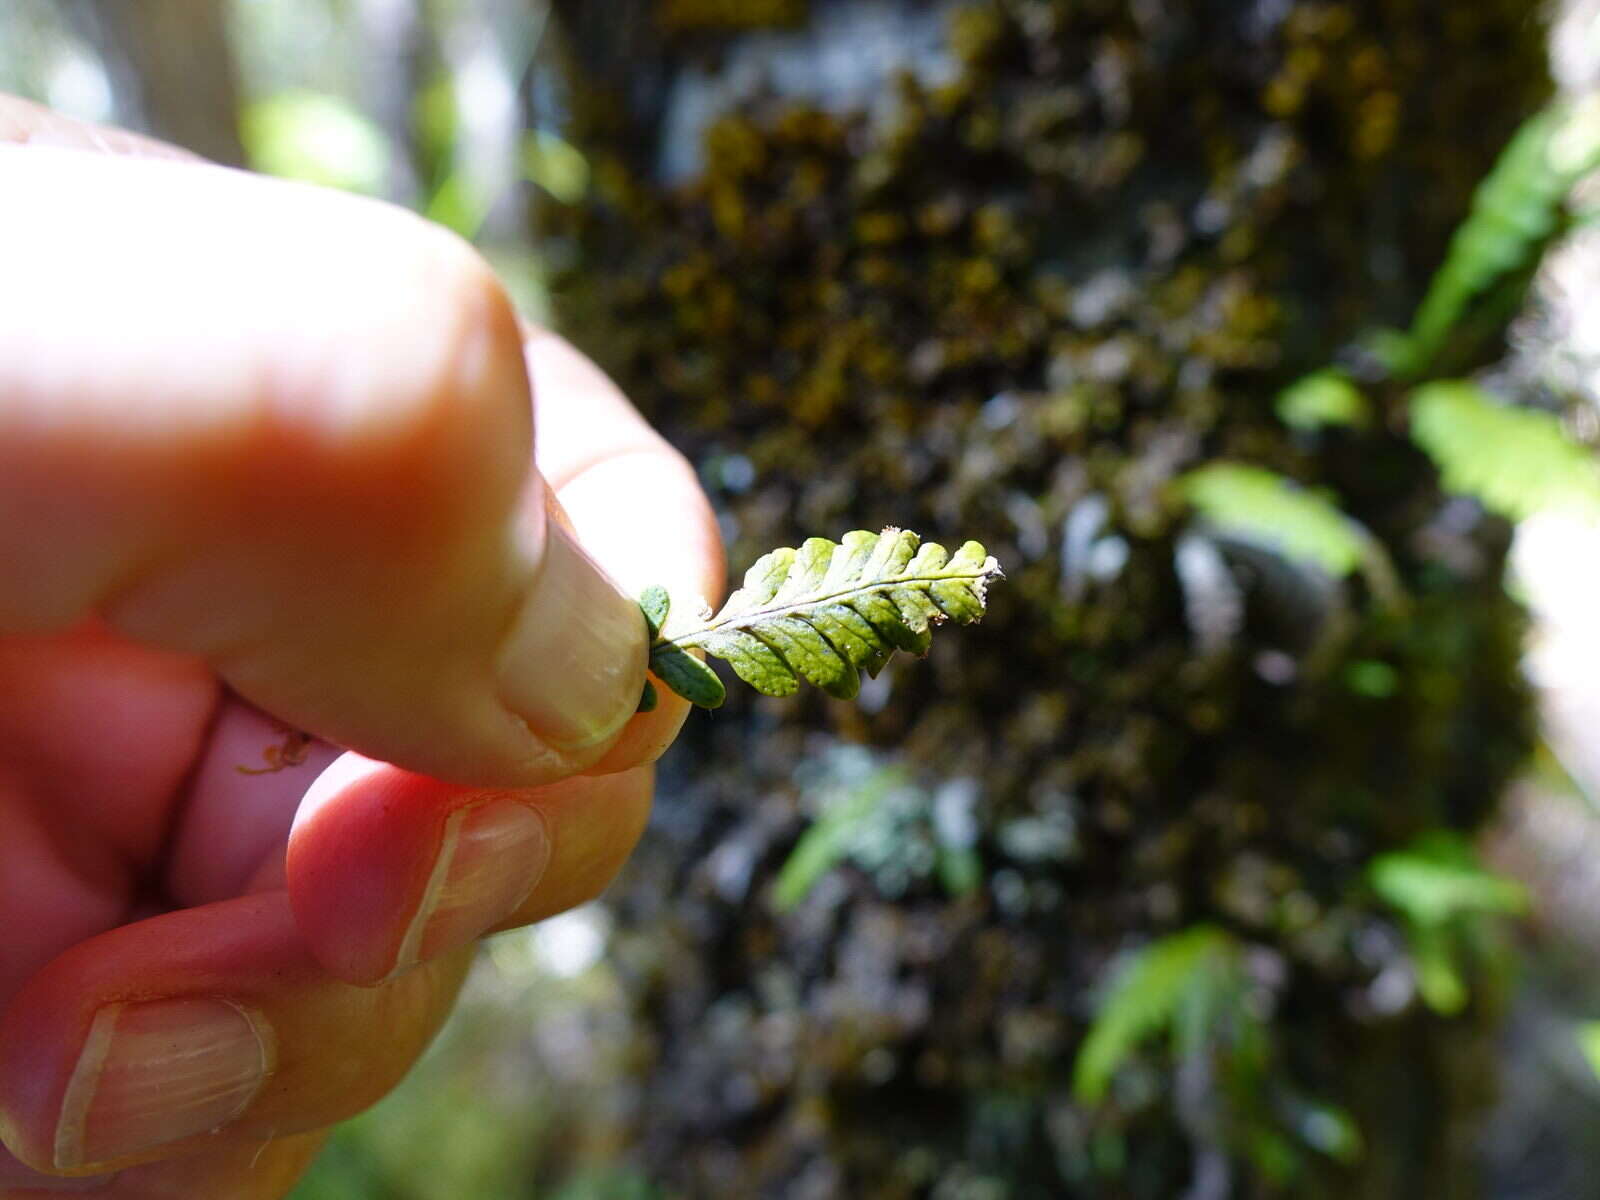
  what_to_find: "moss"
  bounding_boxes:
[655,0,806,34]
[540,1,1544,1195]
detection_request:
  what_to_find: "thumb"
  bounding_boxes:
[0,145,646,785]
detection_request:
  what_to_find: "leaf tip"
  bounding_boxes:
[639,585,671,640]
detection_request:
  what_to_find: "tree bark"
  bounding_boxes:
[64,0,246,165]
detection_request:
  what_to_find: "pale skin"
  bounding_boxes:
[0,97,724,1198]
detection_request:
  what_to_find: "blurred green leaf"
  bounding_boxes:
[1245,1126,1302,1186]
[1293,1100,1364,1164]
[1344,659,1400,699]
[240,91,389,194]
[1408,922,1469,1015]
[1073,925,1239,1104]
[1576,1021,1600,1082]
[1277,370,1371,432]
[937,845,983,897]
[523,129,591,204]
[1409,381,1600,521]
[425,168,494,239]
[413,72,459,163]
[1368,833,1525,1015]
[1181,464,1369,578]
[1391,99,1600,375]
[548,1167,661,1200]
[1368,833,1526,927]
[772,771,893,910]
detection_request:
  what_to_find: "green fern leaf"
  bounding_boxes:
[1073,925,1240,1104]
[639,585,670,639]
[1388,99,1600,375]
[770,769,894,911]
[1410,382,1600,521]
[1368,831,1526,1014]
[1180,464,1369,577]
[1368,832,1526,929]
[645,529,1002,709]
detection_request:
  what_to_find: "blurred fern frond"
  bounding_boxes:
[1277,370,1372,432]
[1181,465,1365,577]
[1368,832,1526,1014]
[1073,925,1241,1104]
[1180,464,1388,592]
[1385,99,1600,376]
[1409,382,1600,521]
[771,767,896,911]
[1368,832,1526,928]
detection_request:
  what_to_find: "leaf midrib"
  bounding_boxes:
[661,565,993,650]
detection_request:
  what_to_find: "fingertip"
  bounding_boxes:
[583,686,694,776]
[287,759,654,985]
[288,756,462,984]
[492,517,650,760]
[490,766,655,930]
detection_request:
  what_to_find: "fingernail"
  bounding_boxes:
[391,798,551,976]
[495,522,646,750]
[0,1144,114,1191]
[55,999,271,1169]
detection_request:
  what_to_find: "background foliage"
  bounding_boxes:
[10,1,1600,1197]
[536,2,1550,1195]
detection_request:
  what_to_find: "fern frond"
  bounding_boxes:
[644,529,1002,709]
[1390,100,1600,375]
[1368,832,1526,1014]
[1368,833,1526,929]
[1410,382,1600,521]
[1073,925,1240,1104]
[1180,464,1370,578]
[770,765,898,911]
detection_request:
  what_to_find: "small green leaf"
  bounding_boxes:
[1367,833,1526,927]
[648,643,726,709]
[1399,102,1600,374]
[1073,925,1240,1104]
[1181,463,1370,578]
[773,537,834,603]
[759,616,860,699]
[643,528,1001,707]
[734,547,796,608]
[1368,832,1526,1015]
[1277,370,1372,431]
[701,629,796,696]
[772,786,880,910]
[636,680,659,713]
[808,604,881,669]
[1410,381,1600,521]
[821,530,880,589]
[1296,1102,1364,1165]
[639,586,670,639]
[937,846,982,897]
[1576,1021,1600,1083]
[240,91,391,194]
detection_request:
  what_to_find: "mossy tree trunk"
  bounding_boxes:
[538,3,1545,1195]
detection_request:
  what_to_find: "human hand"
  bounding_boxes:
[0,97,723,1198]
